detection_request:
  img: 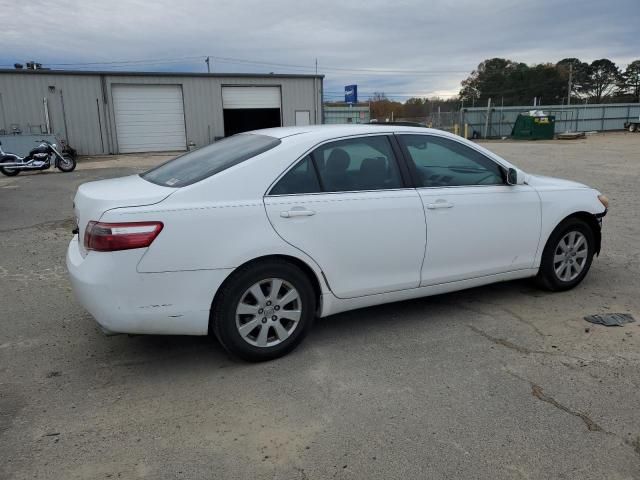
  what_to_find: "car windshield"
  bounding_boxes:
[141,133,281,187]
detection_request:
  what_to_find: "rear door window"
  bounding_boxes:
[269,156,321,195]
[312,136,403,192]
[141,133,280,187]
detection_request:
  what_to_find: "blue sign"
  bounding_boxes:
[345,85,358,104]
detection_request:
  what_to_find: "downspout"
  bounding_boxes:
[100,75,114,154]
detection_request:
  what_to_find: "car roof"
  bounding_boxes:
[247,124,517,171]
[250,124,454,140]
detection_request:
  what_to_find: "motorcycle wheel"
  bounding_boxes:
[57,155,76,173]
[0,167,19,177]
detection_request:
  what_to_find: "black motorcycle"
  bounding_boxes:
[0,139,76,176]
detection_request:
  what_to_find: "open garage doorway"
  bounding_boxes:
[222,86,282,136]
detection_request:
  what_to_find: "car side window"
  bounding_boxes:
[270,156,321,195]
[311,136,403,192]
[398,135,505,187]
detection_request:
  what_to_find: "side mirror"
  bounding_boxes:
[507,167,525,185]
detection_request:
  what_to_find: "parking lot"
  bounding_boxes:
[1,132,639,479]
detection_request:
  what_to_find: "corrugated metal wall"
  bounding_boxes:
[324,105,371,124]
[462,103,640,138]
[0,71,323,155]
[0,72,105,154]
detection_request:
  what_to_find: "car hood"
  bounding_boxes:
[526,174,589,190]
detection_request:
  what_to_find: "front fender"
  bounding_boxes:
[533,188,606,266]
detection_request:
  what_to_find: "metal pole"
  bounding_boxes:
[500,97,504,136]
[205,56,210,73]
[43,97,51,134]
[60,90,70,143]
[315,58,318,75]
[0,93,6,132]
[567,63,573,106]
[483,97,491,139]
[96,98,105,153]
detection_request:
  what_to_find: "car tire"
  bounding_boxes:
[211,260,316,362]
[0,167,19,177]
[629,124,637,133]
[535,217,595,291]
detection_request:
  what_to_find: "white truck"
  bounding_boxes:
[624,117,640,132]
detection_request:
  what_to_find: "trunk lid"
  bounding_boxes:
[74,174,175,256]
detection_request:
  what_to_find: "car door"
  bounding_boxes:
[396,133,541,286]
[264,134,426,299]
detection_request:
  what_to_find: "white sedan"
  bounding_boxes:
[67,125,608,361]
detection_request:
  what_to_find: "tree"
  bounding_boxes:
[460,58,518,104]
[556,58,591,100]
[584,59,621,103]
[369,92,403,121]
[620,60,640,102]
[460,58,565,106]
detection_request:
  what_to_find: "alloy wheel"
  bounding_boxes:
[553,231,588,282]
[235,278,302,347]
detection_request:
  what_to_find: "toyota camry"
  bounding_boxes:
[67,125,608,361]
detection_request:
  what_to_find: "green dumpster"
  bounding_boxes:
[511,113,555,140]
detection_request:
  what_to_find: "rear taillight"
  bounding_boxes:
[84,221,163,252]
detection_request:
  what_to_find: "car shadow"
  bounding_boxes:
[109,280,536,368]
[100,278,544,369]
[314,278,544,336]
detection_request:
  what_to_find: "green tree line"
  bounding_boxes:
[326,58,640,121]
[460,58,640,106]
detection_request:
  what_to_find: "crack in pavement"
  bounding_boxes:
[504,370,607,433]
[459,300,549,337]
[467,324,532,354]
[504,370,640,459]
[530,383,603,432]
[467,324,590,363]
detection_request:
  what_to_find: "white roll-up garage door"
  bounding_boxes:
[222,86,281,109]
[112,85,187,153]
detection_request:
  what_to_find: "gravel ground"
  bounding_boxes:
[1,132,639,479]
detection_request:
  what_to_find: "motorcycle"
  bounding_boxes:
[0,139,76,176]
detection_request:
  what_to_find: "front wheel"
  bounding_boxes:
[211,260,316,362]
[536,218,595,291]
[57,154,76,172]
[0,167,19,177]
[629,123,638,133]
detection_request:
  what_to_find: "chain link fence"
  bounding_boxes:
[400,103,640,138]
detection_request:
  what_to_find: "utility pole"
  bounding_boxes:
[567,63,573,106]
[205,56,211,73]
[483,97,491,139]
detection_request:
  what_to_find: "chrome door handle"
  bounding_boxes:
[280,209,316,218]
[426,201,454,209]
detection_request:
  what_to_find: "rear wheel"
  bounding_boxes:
[211,260,316,361]
[0,166,19,176]
[629,123,637,133]
[536,217,595,291]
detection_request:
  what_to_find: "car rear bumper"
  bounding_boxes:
[66,237,233,335]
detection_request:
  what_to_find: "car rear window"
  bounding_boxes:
[141,133,281,187]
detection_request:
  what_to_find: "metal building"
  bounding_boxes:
[0,69,324,155]
[323,104,370,124]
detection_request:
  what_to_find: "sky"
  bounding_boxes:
[1,0,638,101]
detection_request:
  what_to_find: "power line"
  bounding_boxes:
[2,53,471,76]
